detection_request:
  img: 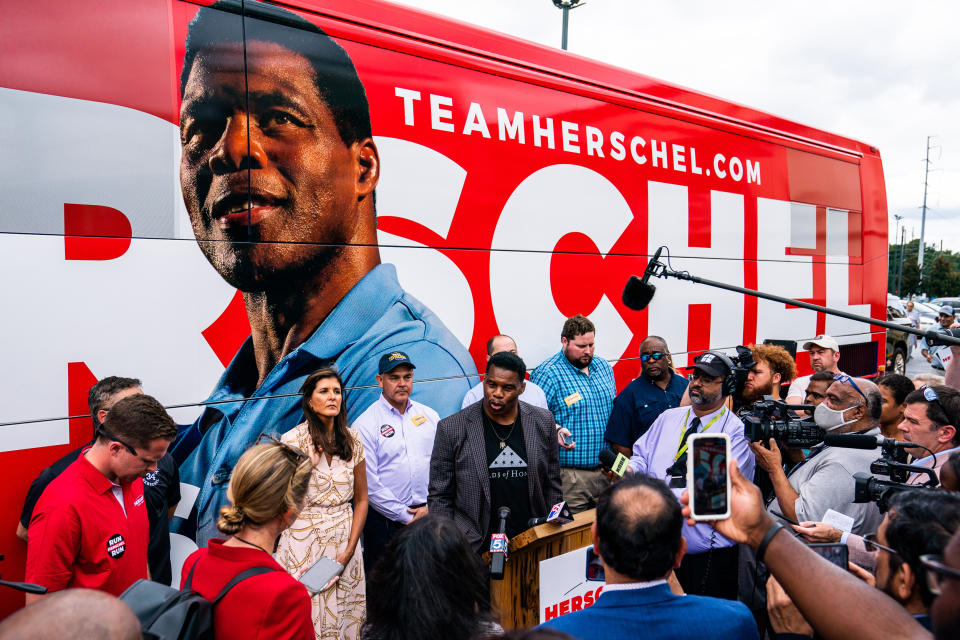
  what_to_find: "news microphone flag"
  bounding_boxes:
[546,501,574,525]
[598,449,630,477]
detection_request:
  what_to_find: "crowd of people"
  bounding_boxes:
[3,307,960,640]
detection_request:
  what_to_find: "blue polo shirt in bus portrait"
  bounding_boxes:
[171,264,476,546]
[604,372,688,450]
[530,350,616,469]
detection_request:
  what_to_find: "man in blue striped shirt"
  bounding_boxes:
[531,315,616,513]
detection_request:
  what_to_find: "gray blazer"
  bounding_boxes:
[428,400,563,551]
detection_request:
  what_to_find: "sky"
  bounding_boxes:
[390,0,960,254]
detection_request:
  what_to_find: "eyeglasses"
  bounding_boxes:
[256,432,309,464]
[97,426,156,465]
[640,352,666,363]
[863,532,898,556]
[98,426,139,456]
[920,554,960,596]
[833,374,867,402]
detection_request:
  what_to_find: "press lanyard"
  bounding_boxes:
[674,408,725,461]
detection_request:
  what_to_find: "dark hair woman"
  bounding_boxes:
[276,367,369,639]
[361,515,501,640]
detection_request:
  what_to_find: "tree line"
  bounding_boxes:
[888,238,960,298]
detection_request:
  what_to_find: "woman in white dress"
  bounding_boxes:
[277,367,369,639]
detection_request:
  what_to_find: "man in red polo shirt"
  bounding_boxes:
[25,394,178,602]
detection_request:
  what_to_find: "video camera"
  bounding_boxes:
[728,345,756,399]
[742,396,825,448]
[840,437,941,512]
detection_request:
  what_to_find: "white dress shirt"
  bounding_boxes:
[460,378,549,410]
[353,394,439,523]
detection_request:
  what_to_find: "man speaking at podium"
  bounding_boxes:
[429,352,562,552]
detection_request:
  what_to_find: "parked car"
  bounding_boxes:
[930,297,960,311]
[886,296,913,375]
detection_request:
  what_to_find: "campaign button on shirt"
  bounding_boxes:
[380,424,395,438]
[107,533,126,558]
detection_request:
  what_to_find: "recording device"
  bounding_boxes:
[598,448,630,477]
[853,471,938,513]
[621,247,663,310]
[808,543,849,570]
[687,433,731,520]
[490,506,511,580]
[585,545,605,582]
[743,397,824,448]
[527,501,574,527]
[299,555,344,594]
[925,327,960,347]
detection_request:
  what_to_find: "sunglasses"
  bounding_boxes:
[863,532,898,556]
[97,426,157,465]
[920,384,945,415]
[640,352,667,363]
[256,432,309,464]
[921,554,960,596]
[833,374,867,402]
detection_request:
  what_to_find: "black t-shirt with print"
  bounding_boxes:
[482,410,530,540]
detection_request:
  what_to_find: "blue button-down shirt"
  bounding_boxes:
[604,372,688,449]
[171,264,476,545]
[353,394,439,523]
[628,405,755,554]
[530,351,616,469]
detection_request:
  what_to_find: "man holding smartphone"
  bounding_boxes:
[625,351,755,599]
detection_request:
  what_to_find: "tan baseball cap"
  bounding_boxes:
[802,335,839,352]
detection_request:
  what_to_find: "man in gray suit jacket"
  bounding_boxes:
[429,351,563,552]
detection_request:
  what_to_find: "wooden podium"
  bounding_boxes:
[489,508,596,630]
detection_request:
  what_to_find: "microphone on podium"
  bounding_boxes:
[527,501,574,528]
[490,506,510,580]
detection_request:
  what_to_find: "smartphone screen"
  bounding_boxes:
[809,543,849,570]
[584,545,605,582]
[299,556,344,593]
[687,433,731,520]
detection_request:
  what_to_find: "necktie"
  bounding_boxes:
[678,416,702,455]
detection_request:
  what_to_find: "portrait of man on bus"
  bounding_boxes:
[172,0,475,546]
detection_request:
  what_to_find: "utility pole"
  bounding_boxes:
[918,136,932,285]
[893,214,903,294]
[552,0,584,50]
[897,225,906,296]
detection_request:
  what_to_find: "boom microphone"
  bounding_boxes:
[622,247,664,310]
[823,434,912,450]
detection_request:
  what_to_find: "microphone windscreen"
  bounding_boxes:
[622,276,655,311]
[823,434,878,450]
[598,449,630,477]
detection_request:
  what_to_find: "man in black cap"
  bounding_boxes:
[625,351,755,600]
[353,351,440,570]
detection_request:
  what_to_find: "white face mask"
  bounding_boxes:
[814,402,862,431]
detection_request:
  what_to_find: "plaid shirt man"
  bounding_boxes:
[531,350,616,468]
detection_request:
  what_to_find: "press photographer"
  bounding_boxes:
[752,375,883,536]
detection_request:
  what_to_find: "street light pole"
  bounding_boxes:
[552,0,584,51]
[893,214,903,295]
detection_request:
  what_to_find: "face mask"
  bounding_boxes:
[814,402,862,431]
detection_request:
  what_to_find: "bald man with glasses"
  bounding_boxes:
[604,336,688,457]
[752,375,884,536]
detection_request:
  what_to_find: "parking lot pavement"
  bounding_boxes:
[905,345,945,380]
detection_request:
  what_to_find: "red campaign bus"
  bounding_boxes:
[0,0,887,614]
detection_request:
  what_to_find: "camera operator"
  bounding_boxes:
[753,376,883,535]
[900,385,960,485]
[680,459,932,640]
[740,344,797,408]
[775,489,960,636]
